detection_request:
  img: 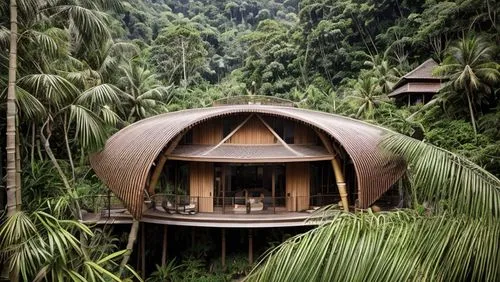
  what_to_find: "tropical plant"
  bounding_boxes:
[347,77,389,120]
[0,207,140,281]
[435,35,500,136]
[245,133,500,281]
[245,211,499,282]
[118,60,173,122]
[150,20,208,87]
[146,259,183,282]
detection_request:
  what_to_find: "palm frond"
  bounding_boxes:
[15,86,47,120]
[100,105,121,126]
[246,211,500,282]
[69,105,108,151]
[18,74,79,110]
[63,5,110,43]
[381,133,500,218]
[76,83,124,109]
[27,27,69,58]
[0,26,9,48]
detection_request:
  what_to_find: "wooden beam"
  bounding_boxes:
[161,225,168,266]
[248,229,253,264]
[148,131,186,195]
[191,227,195,247]
[316,129,349,212]
[272,166,276,213]
[315,129,334,155]
[202,114,255,156]
[221,228,226,268]
[141,223,145,279]
[331,159,349,212]
[255,115,302,156]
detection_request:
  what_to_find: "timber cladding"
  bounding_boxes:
[90,105,406,219]
[192,119,223,145]
[226,116,276,144]
[189,162,214,212]
[286,162,310,211]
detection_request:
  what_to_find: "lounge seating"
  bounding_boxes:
[162,200,197,215]
[233,196,265,212]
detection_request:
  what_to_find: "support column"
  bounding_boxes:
[331,158,349,212]
[221,229,226,268]
[191,227,195,247]
[271,167,276,213]
[141,223,145,278]
[248,229,253,264]
[161,225,168,266]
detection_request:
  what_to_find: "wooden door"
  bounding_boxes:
[286,162,310,211]
[189,162,214,212]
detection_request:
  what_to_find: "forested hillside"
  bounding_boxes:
[102,0,500,175]
[0,0,499,281]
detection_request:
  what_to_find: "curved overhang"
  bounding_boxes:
[168,144,333,163]
[90,105,406,219]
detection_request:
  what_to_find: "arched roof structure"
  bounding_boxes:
[90,105,406,219]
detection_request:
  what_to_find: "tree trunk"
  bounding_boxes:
[40,119,82,219]
[181,39,187,88]
[6,0,19,217]
[120,220,140,278]
[465,87,478,138]
[4,2,19,281]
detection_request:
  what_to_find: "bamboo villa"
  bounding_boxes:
[388,59,444,106]
[89,97,407,267]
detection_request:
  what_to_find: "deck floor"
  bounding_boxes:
[80,206,326,228]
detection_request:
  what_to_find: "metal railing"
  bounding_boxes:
[150,194,339,215]
[76,193,340,218]
[212,95,296,107]
[78,193,125,218]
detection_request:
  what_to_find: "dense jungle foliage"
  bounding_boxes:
[0,0,499,281]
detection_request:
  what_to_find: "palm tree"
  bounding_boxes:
[435,35,500,136]
[244,133,500,281]
[5,0,19,217]
[364,54,400,94]
[347,77,389,120]
[119,60,173,122]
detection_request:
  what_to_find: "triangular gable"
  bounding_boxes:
[226,116,277,144]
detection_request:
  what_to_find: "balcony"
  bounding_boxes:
[78,193,341,228]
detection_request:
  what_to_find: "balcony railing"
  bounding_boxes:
[150,194,339,215]
[78,194,125,219]
[77,193,340,219]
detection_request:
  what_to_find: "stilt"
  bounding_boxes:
[272,167,276,213]
[191,227,195,247]
[248,229,253,264]
[141,223,145,278]
[315,130,349,212]
[221,228,226,268]
[332,158,349,212]
[161,225,168,266]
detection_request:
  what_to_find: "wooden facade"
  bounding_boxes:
[227,116,276,144]
[285,162,310,211]
[192,119,223,144]
[294,123,317,145]
[189,162,214,212]
[185,117,331,212]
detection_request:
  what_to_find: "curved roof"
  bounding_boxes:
[90,105,406,219]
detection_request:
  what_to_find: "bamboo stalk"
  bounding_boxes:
[248,229,253,264]
[161,225,168,266]
[221,228,226,268]
[119,220,139,278]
